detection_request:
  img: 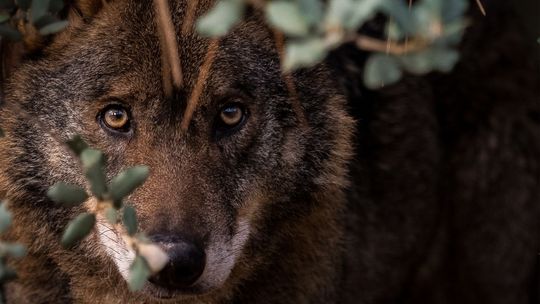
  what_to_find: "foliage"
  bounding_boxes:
[47,136,168,291]
[197,0,469,88]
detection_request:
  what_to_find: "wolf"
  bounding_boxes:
[0,0,538,303]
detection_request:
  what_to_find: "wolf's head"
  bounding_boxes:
[0,0,354,301]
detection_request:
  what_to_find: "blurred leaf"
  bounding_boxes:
[399,48,459,74]
[80,149,107,199]
[0,203,12,234]
[66,135,89,156]
[266,1,309,37]
[0,13,10,23]
[441,0,469,23]
[49,0,64,13]
[196,0,244,37]
[39,20,68,35]
[109,166,149,202]
[4,243,26,258]
[47,183,88,206]
[325,0,354,30]
[284,38,327,71]
[138,243,168,273]
[122,205,137,236]
[0,24,22,41]
[104,207,117,225]
[298,0,323,28]
[380,0,417,35]
[345,0,380,30]
[364,54,402,89]
[30,0,49,24]
[61,212,95,248]
[15,0,30,10]
[128,255,150,291]
[33,14,55,28]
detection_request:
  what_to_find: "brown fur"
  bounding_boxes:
[0,0,538,303]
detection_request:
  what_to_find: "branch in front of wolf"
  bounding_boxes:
[195,0,469,89]
[46,136,168,292]
[0,0,69,42]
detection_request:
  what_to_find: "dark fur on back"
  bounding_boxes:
[0,0,538,303]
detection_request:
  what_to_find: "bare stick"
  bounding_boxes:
[272,30,307,128]
[356,35,429,55]
[475,0,486,16]
[154,0,183,94]
[180,38,220,132]
[182,0,200,35]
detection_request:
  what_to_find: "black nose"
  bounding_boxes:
[148,238,206,289]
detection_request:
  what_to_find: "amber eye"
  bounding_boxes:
[215,103,247,137]
[99,105,131,132]
[219,104,245,127]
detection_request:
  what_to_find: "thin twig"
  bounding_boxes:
[182,0,200,35]
[356,35,428,55]
[180,39,220,132]
[153,0,183,95]
[475,0,486,16]
[272,30,307,128]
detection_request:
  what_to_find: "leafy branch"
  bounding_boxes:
[46,136,168,291]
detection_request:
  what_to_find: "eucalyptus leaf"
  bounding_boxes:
[30,0,50,25]
[128,255,151,291]
[441,0,468,23]
[66,135,89,156]
[364,54,402,89]
[109,166,149,202]
[298,0,323,28]
[0,24,22,41]
[122,205,137,236]
[325,0,354,30]
[4,243,26,258]
[61,213,96,248]
[39,20,67,35]
[266,1,309,37]
[379,0,417,35]
[104,207,118,225]
[0,203,12,234]
[47,183,88,206]
[196,0,244,37]
[81,149,107,199]
[283,38,328,71]
[345,0,380,30]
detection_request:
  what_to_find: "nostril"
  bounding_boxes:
[149,240,206,290]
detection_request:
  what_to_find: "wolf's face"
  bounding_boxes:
[0,0,353,301]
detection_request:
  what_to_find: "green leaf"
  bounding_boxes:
[283,38,328,71]
[66,135,89,156]
[0,13,10,23]
[441,0,468,23]
[109,166,149,202]
[364,54,402,89]
[80,149,107,199]
[0,203,12,234]
[104,207,118,225]
[49,0,64,13]
[196,0,244,37]
[47,183,88,206]
[39,20,68,35]
[61,212,95,248]
[122,205,137,236]
[128,255,151,291]
[266,1,309,37]
[298,0,323,28]
[380,0,417,35]
[15,0,31,10]
[399,48,460,74]
[0,24,22,41]
[30,0,50,25]
[325,0,354,29]
[345,0,380,30]
[4,243,26,258]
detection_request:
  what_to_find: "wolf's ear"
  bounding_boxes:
[0,0,109,91]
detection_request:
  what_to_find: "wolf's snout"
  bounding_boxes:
[148,237,206,290]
